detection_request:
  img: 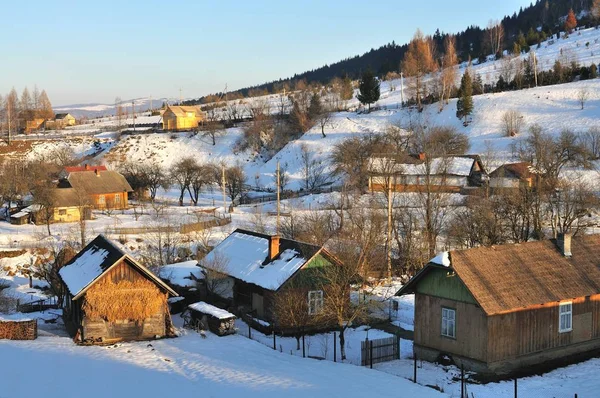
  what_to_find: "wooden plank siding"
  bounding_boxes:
[414,294,488,363]
[89,192,128,210]
[487,294,600,364]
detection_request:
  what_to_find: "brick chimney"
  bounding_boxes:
[84,164,89,170]
[94,168,100,177]
[418,153,426,161]
[268,235,280,261]
[557,233,572,257]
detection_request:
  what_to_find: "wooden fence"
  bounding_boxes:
[361,336,400,367]
[106,214,231,235]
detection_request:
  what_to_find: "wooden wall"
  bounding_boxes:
[414,293,488,362]
[487,294,600,363]
[80,261,167,343]
[90,192,128,210]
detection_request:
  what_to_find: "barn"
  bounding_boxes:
[162,105,203,131]
[59,235,178,344]
[397,234,600,376]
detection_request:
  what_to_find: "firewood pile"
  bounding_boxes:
[0,319,37,340]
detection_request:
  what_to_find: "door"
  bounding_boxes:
[252,293,264,319]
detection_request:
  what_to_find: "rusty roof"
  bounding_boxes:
[66,170,132,195]
[399,235,600,315]
[489,162,538,180]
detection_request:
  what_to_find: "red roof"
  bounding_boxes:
[64,165,108,173]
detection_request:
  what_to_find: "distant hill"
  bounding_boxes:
[54,97,169,119]
[184,0,596,105]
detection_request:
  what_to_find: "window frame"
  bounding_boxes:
[114,193,121,205]
[308,290,324,316]
[98,195,106,206]
[559,301,573,333]
[441,307,456,339]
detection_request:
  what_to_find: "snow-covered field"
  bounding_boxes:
[0,320,443,398]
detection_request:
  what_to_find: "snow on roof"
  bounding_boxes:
[59,245,112,296]
[159,260,202,288]
[370,156,475,177]
[430,252,451,267]
[201,231,313,291]
[188,301,235,320]
[0,314,33,322]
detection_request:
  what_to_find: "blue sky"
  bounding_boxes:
[2,0,532,106]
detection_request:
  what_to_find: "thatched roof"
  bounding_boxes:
[59,235,178,300]
[66,170,132,195]
[398,235,600,315]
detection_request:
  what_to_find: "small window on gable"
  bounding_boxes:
[559,302,572,333]
[441,307,456,338]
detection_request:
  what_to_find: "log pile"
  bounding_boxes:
[0,319,37,340]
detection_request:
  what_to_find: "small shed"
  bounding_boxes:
[59,235,179,344]
[187,301,236,336]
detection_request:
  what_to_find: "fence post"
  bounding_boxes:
[302,335,306,358]
[413,355,417,383]
[514,378,517,398]
[397,335,401,360]
[333,332,337,362]
[248,323,251,340]
[461,365,465,398]
[370,340,373,369]
[273,332,276,350]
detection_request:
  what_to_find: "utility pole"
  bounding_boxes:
[387,176,393,282]
[400,72,405,107]
[276,161,281,234]
[7,102,11,146]
[222,165,228,213]
[132,100,136,132]
[533,52,538,87]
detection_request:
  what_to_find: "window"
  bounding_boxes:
[441,307,456,338]
[114,194,121,205]
[559,302,572,333]
[98,195,105,206]
[308,290,324,315]
[58,209,66,215]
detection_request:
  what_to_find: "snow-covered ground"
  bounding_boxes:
[0,320,444,398]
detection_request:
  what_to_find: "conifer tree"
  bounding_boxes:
[308,92,323,120]
[357,70,380,112]
[340,76,354,101]
[565,9,577,33]
[456,71,473,124]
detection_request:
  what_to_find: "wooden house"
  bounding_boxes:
[397,234,600,376]
[59,235,178,344]
[58,166,132,210]
[489,162,540,189]
[24,118,46,134]
[368,154,488,193]
[162,105,204,131]
[54,113,76,127]
[199,229,341,329]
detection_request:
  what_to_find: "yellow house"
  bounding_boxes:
[55,113,76,127]
[162,105,204,131]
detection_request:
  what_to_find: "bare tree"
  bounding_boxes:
[577,87,589,110]
[548,177,599,237]
[502,110,524,137]
[171,157,197,206]
[200,252,232,300]
[224,164,247,207]
[300,144,329,191]
[487,20,505,57]
[582,127,600,160]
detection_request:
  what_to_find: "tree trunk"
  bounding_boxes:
[178,188,185,206]
[339,328,347,360]
[296,336,301,350]
[321,125,326,138]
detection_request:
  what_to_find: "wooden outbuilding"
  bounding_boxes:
[187,301,236,336]
[162,105,203,131]
[200,229,341,330]
[397,234,600,376]
[59,235,178,344]
[488,162,540,189]
[58,166,132,210]
[368,154,488,194]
